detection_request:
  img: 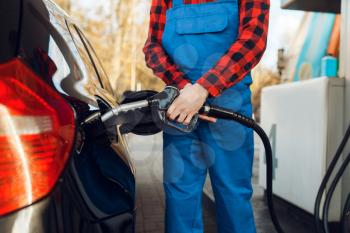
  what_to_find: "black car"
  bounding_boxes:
[0,0,138,232]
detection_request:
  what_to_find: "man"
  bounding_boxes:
[143,0,270,232]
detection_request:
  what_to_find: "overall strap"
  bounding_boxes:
[172,0,184,7]
[212,0,237,3]
[172,0,236,8]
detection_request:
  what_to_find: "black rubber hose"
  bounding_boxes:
[200,105,285,233]
[314,124,350,233]
[342,194,350,233]
[323,151,350,233]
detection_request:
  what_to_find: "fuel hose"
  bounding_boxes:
[199,105,285,233]
[314,124,350,233]
[323,151,350,233]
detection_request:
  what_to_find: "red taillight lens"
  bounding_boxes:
[0,58,75,216]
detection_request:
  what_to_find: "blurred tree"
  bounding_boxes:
[55,0,164,98]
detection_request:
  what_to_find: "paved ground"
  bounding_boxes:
[127,133,313,233]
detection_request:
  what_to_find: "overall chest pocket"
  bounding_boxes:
[175,14,229,35]
[172,13,236,72]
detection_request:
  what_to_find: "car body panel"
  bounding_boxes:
[0,0,21,63]
[0,0,136,232]
[0,187,135,233]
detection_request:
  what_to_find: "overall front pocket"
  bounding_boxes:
[175,14,229,35]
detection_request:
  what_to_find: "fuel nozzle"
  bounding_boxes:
[85,86,198,134]
[149,86,199,133]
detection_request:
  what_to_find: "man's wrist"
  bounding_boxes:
[194,83,209,98]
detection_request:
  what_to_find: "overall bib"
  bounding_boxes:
[162,0,255,232]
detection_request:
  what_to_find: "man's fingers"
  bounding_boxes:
[184,113,195,125]
[177,112,188,123]
[169,109,181,120]
[167,103,177,116]
[199,115,217,123]
[167,97,181,117]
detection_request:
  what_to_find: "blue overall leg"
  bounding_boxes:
[163,130,208,233]
[199,83,256,233]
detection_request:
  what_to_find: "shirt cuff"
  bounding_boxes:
[196,71,227,97]
[174,78,191,90]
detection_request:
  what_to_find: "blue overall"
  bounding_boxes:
[162,0,255,232]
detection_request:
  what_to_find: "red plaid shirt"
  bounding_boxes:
[143,0,270,97]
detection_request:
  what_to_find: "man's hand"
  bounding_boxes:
[167,83,217,124]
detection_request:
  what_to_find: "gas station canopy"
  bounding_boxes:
[281,0,341,13]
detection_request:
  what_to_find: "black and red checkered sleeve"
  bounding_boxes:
[197,0,270,96]
[143,0,190,90]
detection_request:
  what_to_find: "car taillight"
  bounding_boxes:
[0,58,75,216]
